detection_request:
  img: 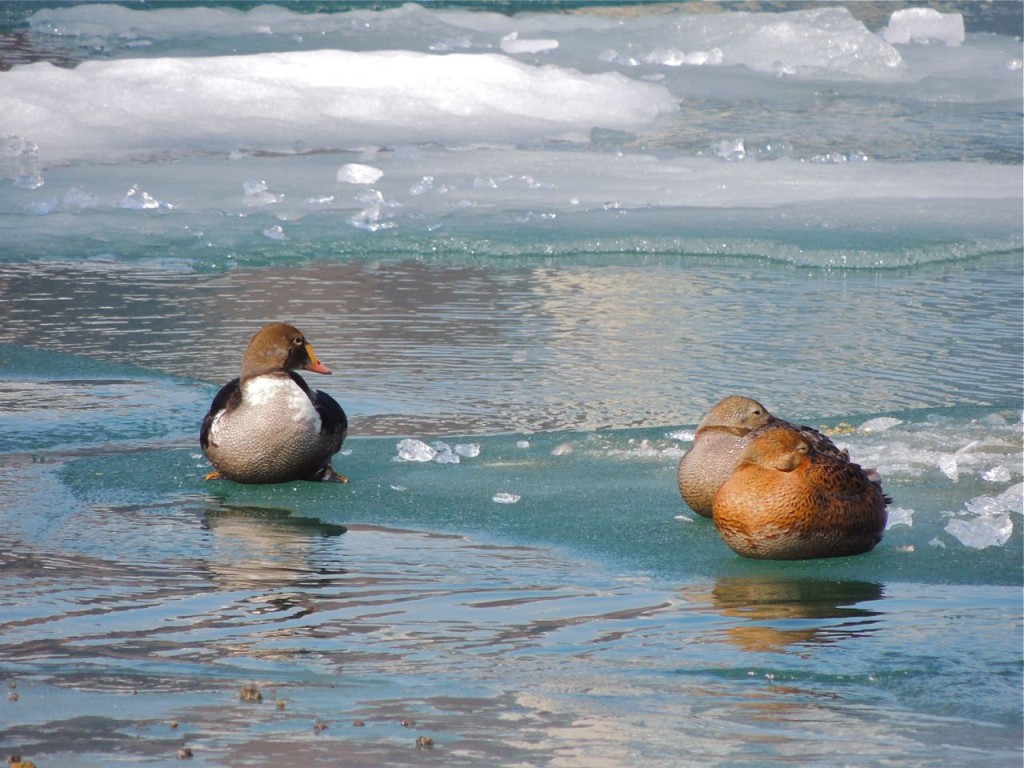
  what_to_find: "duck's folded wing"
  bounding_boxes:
[200,377,241,449]
[314,390,348,451]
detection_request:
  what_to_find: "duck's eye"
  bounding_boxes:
[293,337,304,347]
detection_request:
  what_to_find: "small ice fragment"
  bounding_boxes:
[454,443,480,458]
[390,484,406,491]
[928,537,947,549]
[118,184,162,210]
[492,492,521,504]
[243,179,268,196]
[409,176,434,196]
[306,195,335,205]
[937,454,959,481]
[712,138,746,162]
[435,452,461,465]
[885,507,914,529]
[551,442,574,456]
[883,8,965,47]
[645,47,686,67]
[262,225,287,241]
[945,514,1013,549]
[244,179,282,206]
[516,440,530,449]
[859,417,903,433]
[396,438,436,462]
[0,135,44,189]
[668,429,695,442]
[337,163,383,185]
[500,32,558,55]
[674,515,693,523]
[982,466,1012,483]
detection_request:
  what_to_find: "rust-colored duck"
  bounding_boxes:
[712,424,889,560]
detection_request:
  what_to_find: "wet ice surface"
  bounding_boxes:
[1,420,1021,767]
[0,3,1022,766]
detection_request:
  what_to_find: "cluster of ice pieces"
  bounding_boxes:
[395,438,480,465]
[940,483,1021,549]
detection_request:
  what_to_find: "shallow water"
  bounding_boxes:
[0,3,1022,766]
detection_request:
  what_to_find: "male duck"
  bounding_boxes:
[712,424,889,560]
[200,322,348,484]
[677,395,846,518]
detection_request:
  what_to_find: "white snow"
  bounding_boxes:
[0,4,1019,266]
[0,49,677,166]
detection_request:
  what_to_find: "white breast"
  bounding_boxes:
[243,375,322,427]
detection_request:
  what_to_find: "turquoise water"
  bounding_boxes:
[1,3,1022,766]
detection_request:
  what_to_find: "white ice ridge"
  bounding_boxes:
[0,50,677,165]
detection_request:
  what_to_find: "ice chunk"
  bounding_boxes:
[885,507,914,529]
[0,135,44,189]
[500,32,558,55]
[337,163,384,185]
[945,514,1013,549]
[982,466,1012,483]
[551,442,574,456]
[396,438,437,462]
[118,184,170,210]
[516,440,530,449]
[492,492,521,504]
[262,225,286,241]
[859,417,903,433]
[966,483,1024,516]
[712,139,746,162]
[409,176,434,196]
[937,453,960,481]
[882,9,964,47]
[454,443,480,458]
[243,179,282,206]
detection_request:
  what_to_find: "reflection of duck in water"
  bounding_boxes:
[713,425,889,560]
[677,396,846,518]
[202,504,347,592]
[201,323,348,484]
[682,577,884,653]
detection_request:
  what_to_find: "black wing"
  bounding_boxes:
[200,377,241,449]
[287,371,348,452]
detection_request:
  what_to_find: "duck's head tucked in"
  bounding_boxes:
[696,395,775,435]
[711,425,888,560]
[200,322,348,485]
[677,395,776,518]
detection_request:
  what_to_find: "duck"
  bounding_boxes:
[712,424,889,560]
[200,322,348,484]
[677,395,847,518]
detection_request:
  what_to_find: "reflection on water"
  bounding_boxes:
[1,255,1020,434]
[202,504,346,587]
[1,492,1020,766]
[683,577,884,653]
